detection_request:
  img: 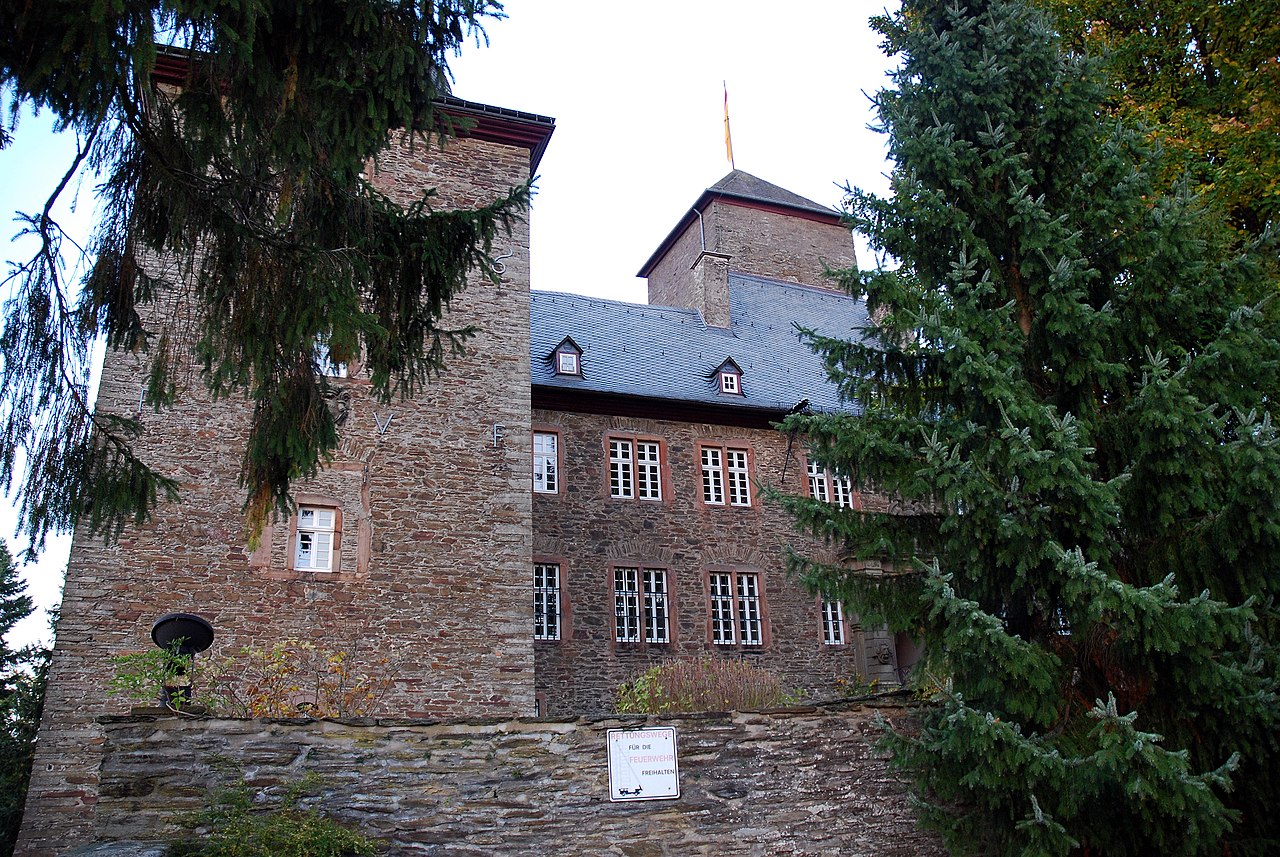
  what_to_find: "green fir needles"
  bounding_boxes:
[782,0,1280,854]
[1,1,527,549]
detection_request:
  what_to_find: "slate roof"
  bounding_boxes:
[638,171,841,277]
[707,170,838,218]
[530,273,870,415]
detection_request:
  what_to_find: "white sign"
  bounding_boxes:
[607,727,680,802]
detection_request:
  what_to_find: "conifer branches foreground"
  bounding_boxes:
[779,1,1279,854]
[0,1,528,551]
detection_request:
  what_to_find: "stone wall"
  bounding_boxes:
[85,703,943,856]
[645,199,854,321]
[17,131,538,857]
[532,409,902,716]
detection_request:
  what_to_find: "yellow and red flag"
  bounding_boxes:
[723,81,735,169]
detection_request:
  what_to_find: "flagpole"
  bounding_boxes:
[723,81,735,170]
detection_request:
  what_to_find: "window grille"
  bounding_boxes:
[534,563,561,640]
[822,599,845,645]
[614,567,668,644]
[736,573,762,645]
[710,573,736,644]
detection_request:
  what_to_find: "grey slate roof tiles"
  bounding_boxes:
[530,273,869,414]
[707,170,839,218]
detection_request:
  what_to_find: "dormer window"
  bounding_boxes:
[552,337,583,376]
[716,359,743,396]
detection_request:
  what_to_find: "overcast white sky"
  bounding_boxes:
[0,1,898,647]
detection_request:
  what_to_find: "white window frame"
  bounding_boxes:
[719,370,740,394]
[822,599,845,645]
[709,569,763,647]
[609,436,662,501]
[313,336,349,378]
[808,459,856,508]
[709,573,737,644]
[609,438,634,498]
[533,431,559,494]
[556,350,579,375]
[701,444,751,507]
[534,563,562,641]
[614,566,669,644]
[295,505,338,571]
[736,573,763,646]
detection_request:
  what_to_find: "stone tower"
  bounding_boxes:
[16,97,554,857]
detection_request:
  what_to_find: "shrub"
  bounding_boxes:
[202,639,396,718]
[170,777,375,857]
[614,658,798,714]
[108,638,396,717]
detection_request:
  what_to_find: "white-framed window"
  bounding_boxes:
[533,431,559,494]
[822,599,845,645]
[701,444,752,507]
[608,437,662,501]
[614,566,669,644]
[553,337,583,376]
[556,350,579,375]
[534,563,562,641]
[736,572,763,645]
[708,570,763,646]
[709,573,736,644]
[715,359,743,396]
[807,459,856,508]
[295,506,337,571]
[313,336,349,378]
[610,439,633,498]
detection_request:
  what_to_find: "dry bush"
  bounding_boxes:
[614,657,799,714]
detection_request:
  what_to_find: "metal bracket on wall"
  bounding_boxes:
[374,412,394,435]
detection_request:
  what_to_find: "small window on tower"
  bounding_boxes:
[294,506,338,571]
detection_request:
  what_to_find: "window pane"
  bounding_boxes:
[609,439,634,498]
[807,460,828,503]
[636,441,662,500]
[710,573,735,644]
[534,563,561,641]
[701,447,724,504]
[832,474,855,509]
[643,569,669,643]
[726,449,751,507]
[534,432,558,494]
[822,599,844,645]
[296,506,336,571]
[614,568,640,642]
[737,573,762,645]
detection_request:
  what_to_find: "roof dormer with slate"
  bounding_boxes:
[639,171,856,328]
[531,273,869,427]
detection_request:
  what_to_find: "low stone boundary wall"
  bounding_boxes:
[87,701,942,856]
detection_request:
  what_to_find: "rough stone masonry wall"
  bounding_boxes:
[533,409,904,716]
[88,703,943,856]
[17,133,536,857]
[645,200,855,319]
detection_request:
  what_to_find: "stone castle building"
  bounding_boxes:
[17,96,908,856]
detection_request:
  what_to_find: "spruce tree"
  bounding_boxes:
[0,542,46,857]
[0,2,527,549]
[780,1,1280,854]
